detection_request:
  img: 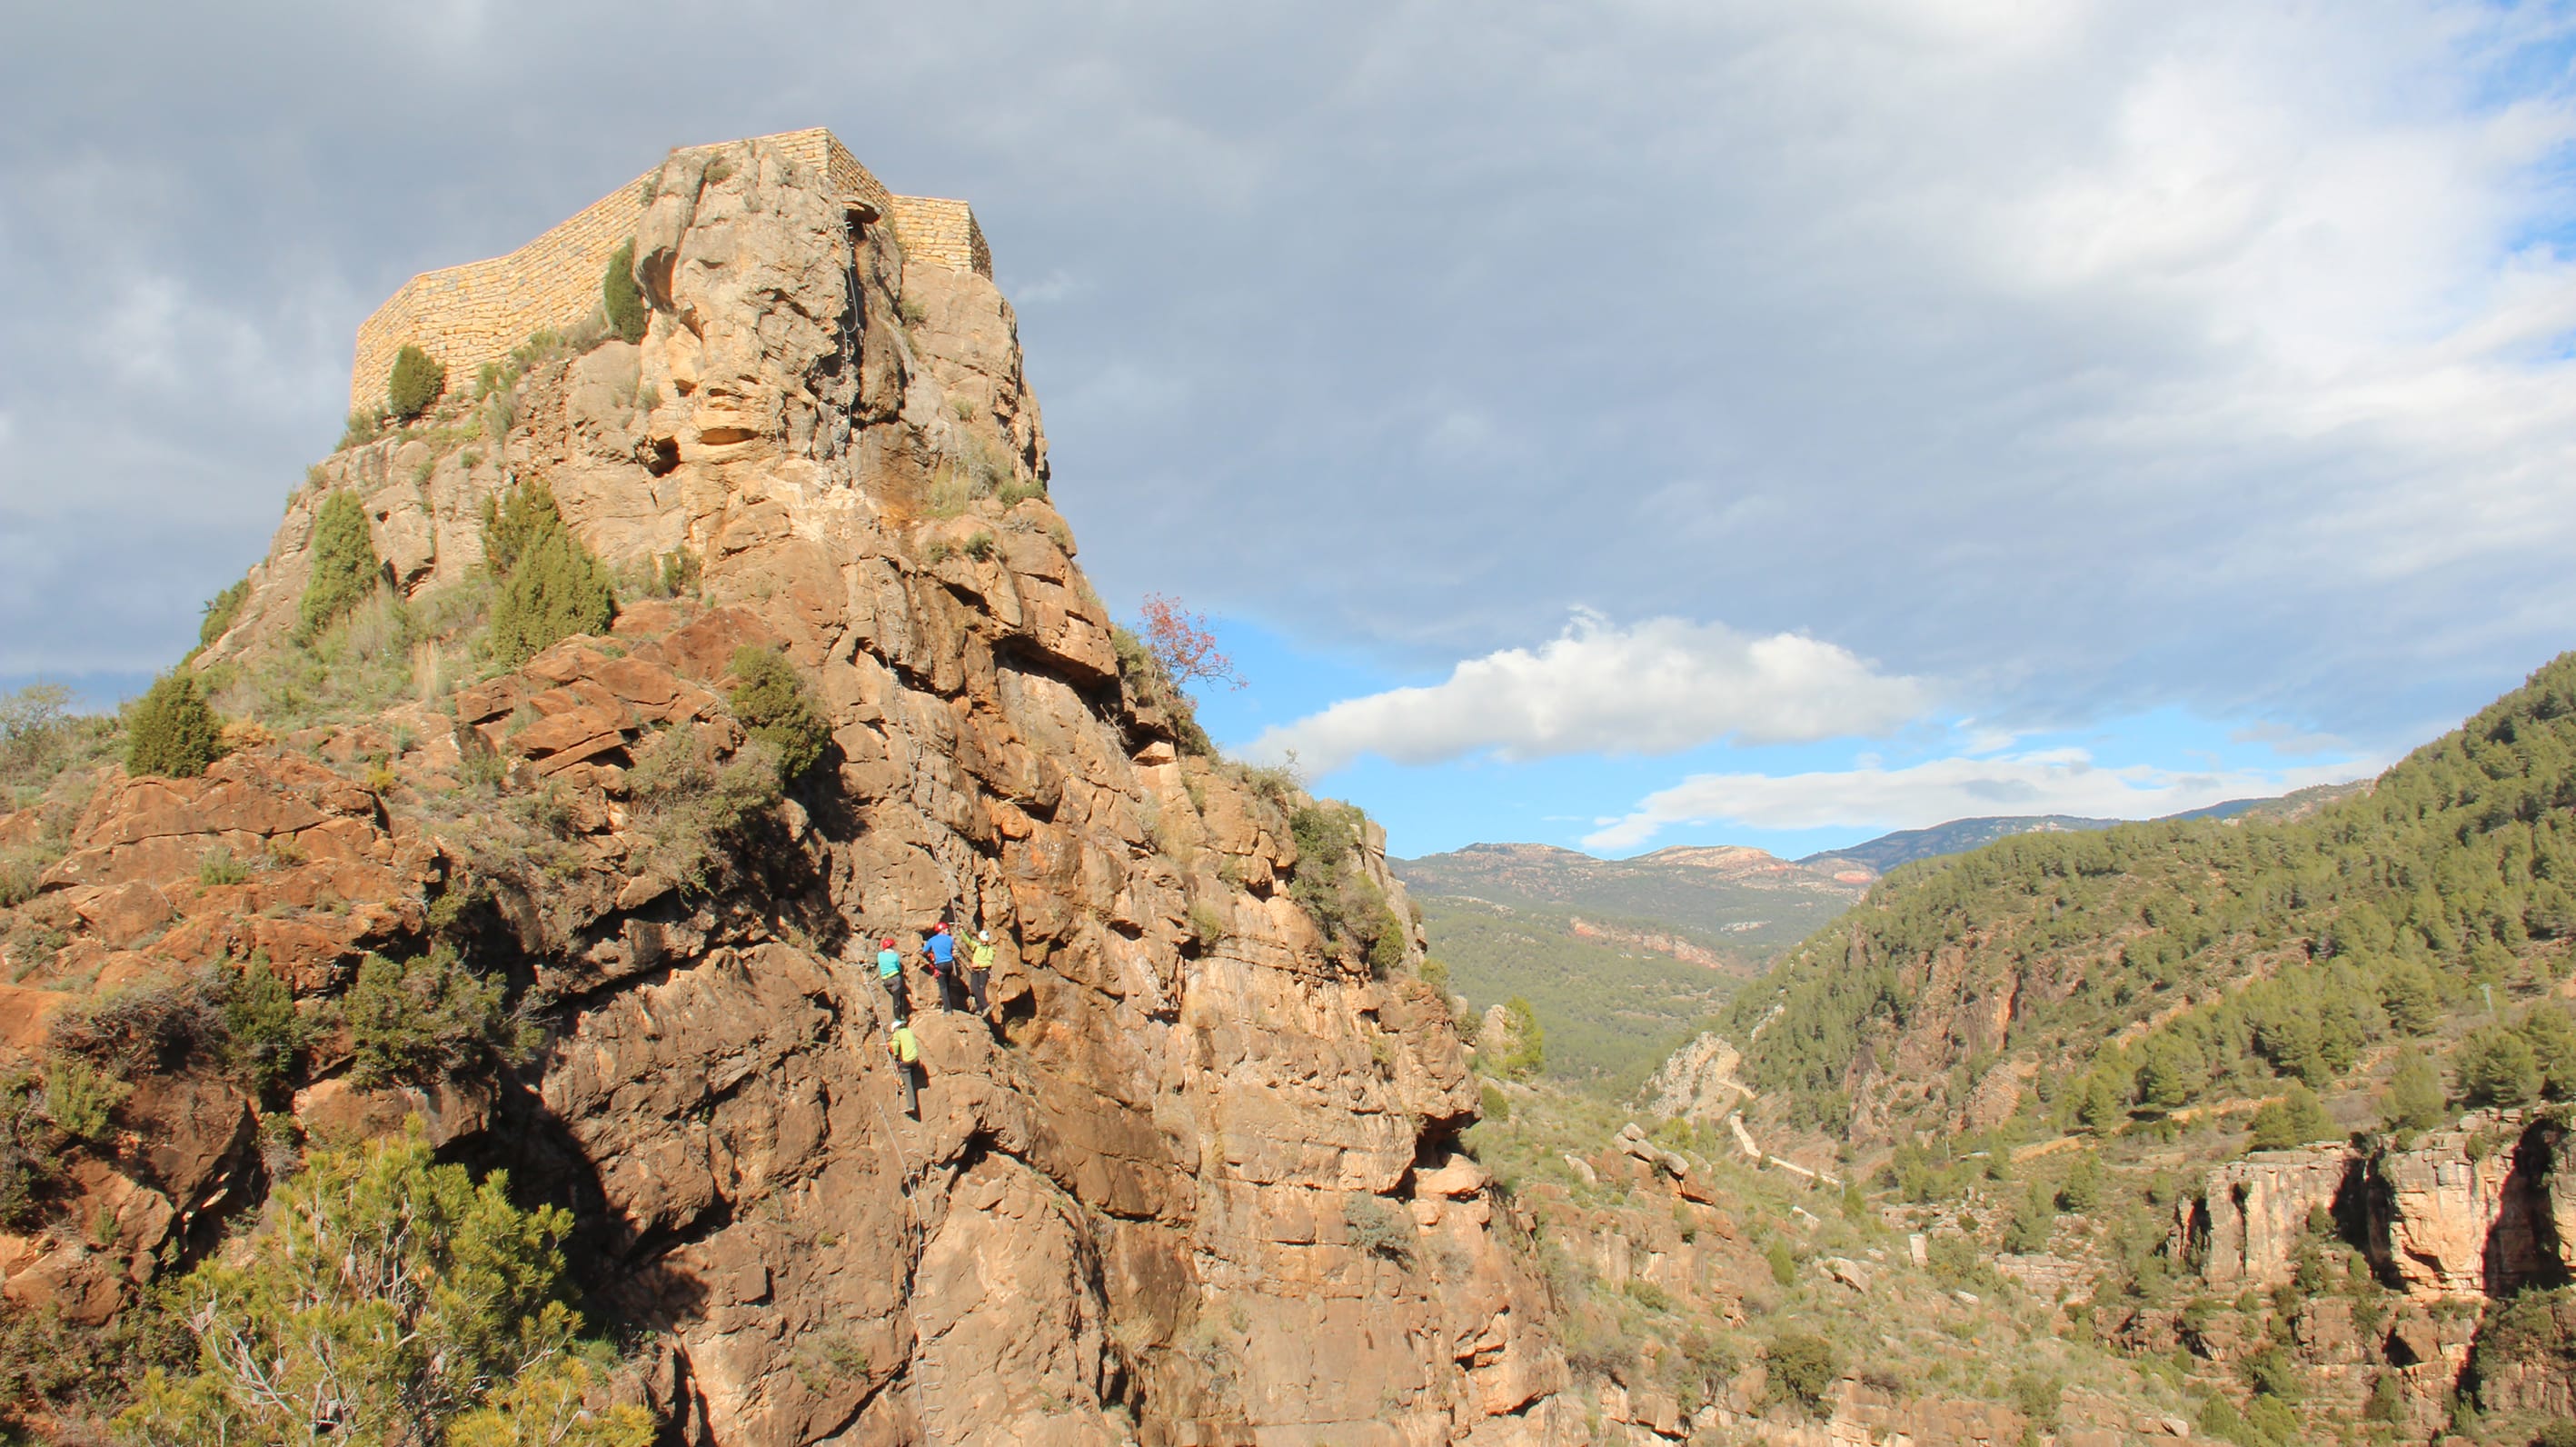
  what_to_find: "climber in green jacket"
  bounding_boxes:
[888,1017,921,1118]
[968,928,996,1013]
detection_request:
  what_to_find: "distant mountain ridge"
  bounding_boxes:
[1795,783,2371,873]
[1391,841,1870,963]
[1401,781,2372,915]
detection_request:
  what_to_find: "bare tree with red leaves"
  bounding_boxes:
[1138,593,1245,692]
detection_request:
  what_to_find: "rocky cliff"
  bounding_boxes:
[0,135,1578,1446]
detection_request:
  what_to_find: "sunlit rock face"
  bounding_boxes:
[10,135,1580,1447]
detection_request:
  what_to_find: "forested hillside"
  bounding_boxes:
[1732,652,2576,1143]
[1419,896,1738,1094]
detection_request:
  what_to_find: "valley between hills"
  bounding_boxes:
[1,125,2572,1447]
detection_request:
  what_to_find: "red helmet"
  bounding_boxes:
[880,937,896,949]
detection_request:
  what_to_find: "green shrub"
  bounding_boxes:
[2239,1342,2303,1402]
[657,547,701,597]
[2536,1421,2576,1447]
[2056,1150,2104,1211]
[0,854,38,910]
[1494,995,1546,1081]
[40,1059,129,1142]
[296,490,384,644]
[1765,1238,1796,1286]
[1765,1331,1837,1414]
[2517,1003,2576,1099]
[124,672,224,779]
[2457,1024,2542,1107]
[1478,1082,1511,1123]
[602,239,647,344]
[1189,900,1226,951]
[998,477,1049,507]
[1341,1193,1413,1262]
[338,406,388,451]
[2382,1051,2449,1132]
[344,946,533,1088]
[1285,802,1406,973]
[2009,1369,2063,1428]
[219,953,308,1094]
[483,481,616,665]
[625,724,784,891]
[2242,1394,2301,1444]
[196,576,249,651]
[194,846,253,890]
[2002,1187,2053,1252]
[386,344,447,420]
[2247,1082,2336,1150]
[117,1132,653,1447]
[728,646,829,782]
[2195,1396,2252,1446]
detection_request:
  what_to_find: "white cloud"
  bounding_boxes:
[1247,612,1927,774]
[2230,721,2354,758]
[1582,747,2374,853]
[10,3,2576,746]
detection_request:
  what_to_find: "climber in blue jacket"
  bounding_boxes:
[921,922,962,1012]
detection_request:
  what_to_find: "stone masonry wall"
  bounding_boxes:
[886,195,991,276]
[349,127,981,412]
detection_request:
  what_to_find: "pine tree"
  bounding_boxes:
[124,671,224,779]
[2246,1082,2335,1150]
[386,343,447,420]
[116,1132,651,1447]
[2382,1053,2447,1133]
[2514,1003,2576,1100]
[296,490,383,644]
[602,240,647,344]
[483,481,616,665]
[727,646,828,781]
[2454,1025,2541,1107]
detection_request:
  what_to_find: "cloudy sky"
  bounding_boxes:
[7,2,2576,857]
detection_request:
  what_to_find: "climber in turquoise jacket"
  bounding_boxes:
[876,936,908,1018]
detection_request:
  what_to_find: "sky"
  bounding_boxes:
[6,2,2576,858]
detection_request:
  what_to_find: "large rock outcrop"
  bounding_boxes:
[2,136,1577,1446]
[2170,1114,2574,1303]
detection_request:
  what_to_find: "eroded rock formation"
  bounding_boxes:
[2,135,1579,1446]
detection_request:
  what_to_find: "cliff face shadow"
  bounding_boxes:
[2482,1120,2571,1296]
[443,1077,714,1339]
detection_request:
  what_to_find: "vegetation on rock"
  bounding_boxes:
[116,1131,652,1447]
[482,479,615,665]
[123,671,224,778]
[1765,1330,1838,1413]
[296,489,385,644]
[624,724,785,892]
[1286,800,1407,976]
[196,575,249,651]
[386,342,447,421]
[344,946,535,1089]
[727,645,828,782]
[602,238,647,344]
[1110,623,1215,757]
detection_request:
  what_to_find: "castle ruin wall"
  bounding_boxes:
[349,127,988,413]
